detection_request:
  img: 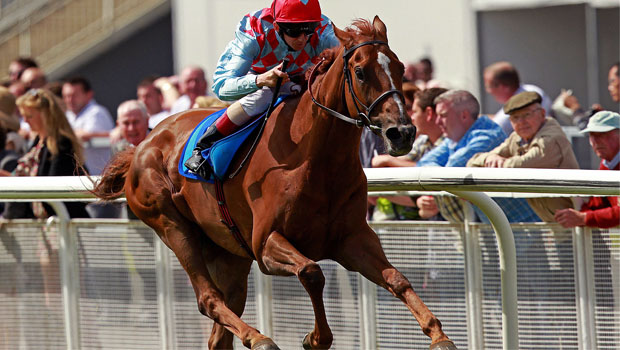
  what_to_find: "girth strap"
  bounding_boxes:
[214,179,255,260]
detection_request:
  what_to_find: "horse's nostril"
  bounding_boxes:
[385,127,402,141]
[406,125,417,140]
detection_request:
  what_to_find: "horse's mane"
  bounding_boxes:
[306,18,377,78]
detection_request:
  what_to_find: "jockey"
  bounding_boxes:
[185,0,339,178]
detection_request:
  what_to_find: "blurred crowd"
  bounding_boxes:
[0,55,618,230]
[367,57,619,230]
[1,57,228,219]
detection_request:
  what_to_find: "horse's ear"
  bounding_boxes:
[372,16,388,42]
[333,22,352,47]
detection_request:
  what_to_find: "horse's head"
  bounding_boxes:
[333,16,415,156]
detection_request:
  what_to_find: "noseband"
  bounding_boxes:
[308,40,404,133]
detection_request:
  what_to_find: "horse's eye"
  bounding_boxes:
[354,67,365,81]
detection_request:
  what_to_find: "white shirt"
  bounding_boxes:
[603,150,620,170]
[66,100,115,132]
[170,95,191,115]
[148,110,172,129]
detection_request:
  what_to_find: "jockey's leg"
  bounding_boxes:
[185,81,297,177]
[184,101,248,177]
[185,82,279,176]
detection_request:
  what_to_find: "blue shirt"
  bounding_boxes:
[417,115,506,167]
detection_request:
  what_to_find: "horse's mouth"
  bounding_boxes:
[385,125,415,156]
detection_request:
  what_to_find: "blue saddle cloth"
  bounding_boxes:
[179,97,286,182]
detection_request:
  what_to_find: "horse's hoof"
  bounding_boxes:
[252,338,280,350]
[429,340,457,350]
[302,333,312,350]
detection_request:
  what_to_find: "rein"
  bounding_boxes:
[308,40,404,134]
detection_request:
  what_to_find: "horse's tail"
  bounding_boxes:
[91,148,135,200]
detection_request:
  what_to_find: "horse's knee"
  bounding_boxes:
[197,292,223,321]
[298,262,325,291]
[384,269,412,295]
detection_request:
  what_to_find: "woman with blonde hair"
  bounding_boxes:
[1,88,89,218]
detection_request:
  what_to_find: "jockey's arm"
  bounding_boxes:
[212,29,261,101]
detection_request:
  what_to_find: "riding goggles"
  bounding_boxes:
[277,21,319,38]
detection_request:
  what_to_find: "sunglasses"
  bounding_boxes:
[278,22,318,38]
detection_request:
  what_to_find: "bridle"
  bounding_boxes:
[308,40,404,134]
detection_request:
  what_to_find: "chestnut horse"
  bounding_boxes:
[93,17,456,350]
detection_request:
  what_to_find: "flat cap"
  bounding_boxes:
[503,91,542,114]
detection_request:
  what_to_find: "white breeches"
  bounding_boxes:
[229,81,301,125]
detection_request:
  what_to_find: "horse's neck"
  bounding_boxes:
[302,57,364,167]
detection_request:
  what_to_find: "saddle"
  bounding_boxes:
[179,97,286,182]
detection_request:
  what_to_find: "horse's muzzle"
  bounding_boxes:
[385,124,416,156]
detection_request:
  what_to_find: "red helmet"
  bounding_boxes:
[272,0,322,23]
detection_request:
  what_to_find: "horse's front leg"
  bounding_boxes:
[258,231,333,349]
[333,225,457,350]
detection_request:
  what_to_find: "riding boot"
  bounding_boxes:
[184,124,223,177]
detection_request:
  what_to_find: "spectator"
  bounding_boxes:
[370,87,447,220]
[403,62,418,83]
[555,111,619,228]
[1,88,89,310]
[153,76,181,112]
[62,76,115,142]
[416,90,540,223]
[20,67,47,90]
[0,125,18,171]
[110,100,151,220]
[0,88,89,219]
[553,62,620,129]
[62,76,114,178]
[0,125,19,215]
[8,57,38,83]
[0,86,21,134]
[0,86,26,155]
[484,61,552,135]
[468,91,579,222]
[44,81,64,100]
[401,82,419,115]
[8,80,27,98]
[414,57,434,89]
[169,66,208,114]
[136,76,171,129]
[609,62,620,104]
[111,100,149,155]
[192,96,230,109]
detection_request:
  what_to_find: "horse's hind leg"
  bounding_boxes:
[205,244,253,349]
[152,216,275,349]
[260,231,333,349]
[333,226,456,350]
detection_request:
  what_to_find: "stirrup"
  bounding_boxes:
[187,158,212,179]
[184,151,205,172]
[195,160,213,180]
